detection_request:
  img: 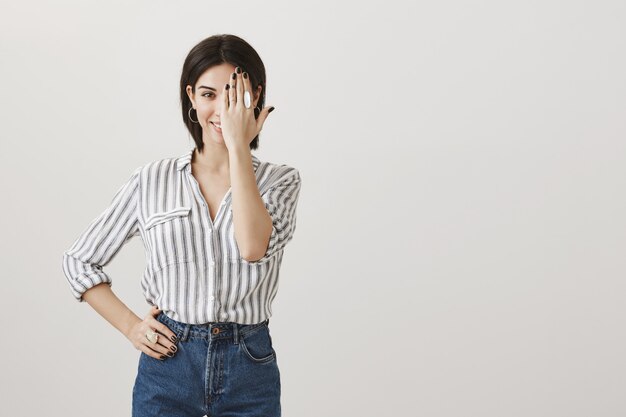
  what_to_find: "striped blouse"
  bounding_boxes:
[62,147,302,325]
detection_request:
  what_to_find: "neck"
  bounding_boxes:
[192,142,230,175]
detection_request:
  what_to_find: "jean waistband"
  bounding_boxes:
[156,311,269,343]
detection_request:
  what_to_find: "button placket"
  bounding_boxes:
[186,166,239,322]
[186,166,221,320]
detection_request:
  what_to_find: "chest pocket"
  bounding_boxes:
[144,206,193,270]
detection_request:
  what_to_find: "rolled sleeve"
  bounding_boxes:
[62,167,141,302]
[247,168,302,265]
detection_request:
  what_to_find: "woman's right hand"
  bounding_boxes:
[126,305,178,360]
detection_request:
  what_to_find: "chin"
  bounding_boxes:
[206,135,226,146]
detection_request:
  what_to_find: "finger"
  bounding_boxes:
[229,71,237,105]
[144,324,178,356]
[139,341,171,360]
[224,82,230,109]
[256,105,275,132]
[235,66,243,106]
[242,71,252,109]
[151,319,179,344]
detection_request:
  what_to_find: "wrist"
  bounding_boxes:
[122,311,141,338]
[228,144,252,158]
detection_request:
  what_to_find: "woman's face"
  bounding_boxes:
[186,63,262,146]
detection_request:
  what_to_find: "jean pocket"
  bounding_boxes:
[239,325,276,364]
[156,312,184,344]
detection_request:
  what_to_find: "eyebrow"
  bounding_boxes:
[198,85,217,91]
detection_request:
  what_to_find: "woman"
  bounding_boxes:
[61,34,301,417]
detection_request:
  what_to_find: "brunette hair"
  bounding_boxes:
[180,34,267,152]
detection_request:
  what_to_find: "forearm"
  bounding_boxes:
[229,145,273,260]
[81,282,141,339]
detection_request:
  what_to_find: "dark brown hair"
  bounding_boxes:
[180,34,267,152]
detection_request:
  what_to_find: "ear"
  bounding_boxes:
[186,85,196,108]
[253,85,263,107]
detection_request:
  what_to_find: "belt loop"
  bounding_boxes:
[180,323,191,342]
[233,323,239,345]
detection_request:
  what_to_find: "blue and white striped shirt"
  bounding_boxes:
[62,147,302,325]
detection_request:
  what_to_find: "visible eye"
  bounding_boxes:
[202,92,215,98]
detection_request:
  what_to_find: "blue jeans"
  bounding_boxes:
[132,311,281,417]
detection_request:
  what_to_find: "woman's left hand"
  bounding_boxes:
[220,67,274,152]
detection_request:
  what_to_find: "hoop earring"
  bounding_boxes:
[188,107,199,123]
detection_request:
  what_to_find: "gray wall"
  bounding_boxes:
[1,0,625,416]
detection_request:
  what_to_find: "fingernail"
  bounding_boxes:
[170,335,177,342]
[225,84,230,90]
[170,345,177,352]
[236,67,241,74]
[167,351,174,357]
[243,72,248,79]
[160,355,166,360]
[232,73,236,79]
[268,107,275,113]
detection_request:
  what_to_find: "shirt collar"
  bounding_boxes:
[175,147,261,172]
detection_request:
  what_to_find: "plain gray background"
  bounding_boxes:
[1,0,625,416]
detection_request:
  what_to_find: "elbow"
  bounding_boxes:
[240,216,273,262]
[241,246,268,263]
[241,237,271,263]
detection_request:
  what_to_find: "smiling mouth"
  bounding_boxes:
[211,122,222,133]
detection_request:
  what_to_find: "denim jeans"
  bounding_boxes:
[132,311,281,417]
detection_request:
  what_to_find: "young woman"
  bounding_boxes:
[61,34,301,417]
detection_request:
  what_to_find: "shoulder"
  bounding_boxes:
[144,155,180,171]
[256,157,301,183]
[254,158,301,197]
[134,154,182,178]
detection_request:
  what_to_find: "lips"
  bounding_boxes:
[211,122,222,133]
